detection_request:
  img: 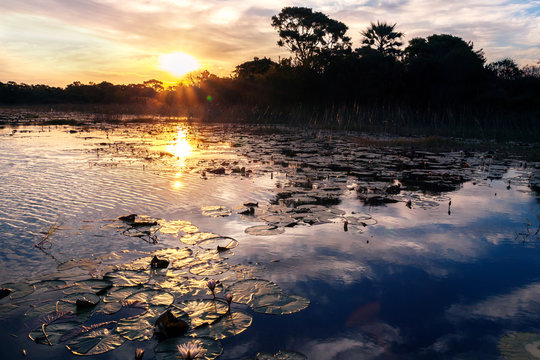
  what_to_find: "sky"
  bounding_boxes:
[1,0,539,87]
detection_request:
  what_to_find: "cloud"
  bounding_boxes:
[0,0,538,85]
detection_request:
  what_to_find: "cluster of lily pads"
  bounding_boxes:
[0,215,309,359]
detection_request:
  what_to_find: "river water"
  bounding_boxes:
[0,119,539,360]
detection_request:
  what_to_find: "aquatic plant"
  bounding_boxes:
[177,342,204,360]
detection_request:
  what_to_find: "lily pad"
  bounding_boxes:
[104,270,149,287]
[155,336,223,360]
[2,281,34,299]
[180,232,221,246]
[249,293,310,315]
[159,220,199,235]
[60,292,100,308]
[174,300,228,328]
[499,332,540,359]
[125,289,174,307]
[198,236,238,251]
[244,225,285,236]
[225,279,282,305]
[103,286,141,303]
[201,206,232,217]
[188,311,252,340]
[63,279,113,295]
[190,262,229,276]
[116,306,173,342]
[66,322,125,355]
[29,320,80,346]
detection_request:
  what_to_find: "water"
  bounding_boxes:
[0,119,539,359]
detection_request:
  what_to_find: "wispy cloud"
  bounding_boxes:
[0,0,538,85]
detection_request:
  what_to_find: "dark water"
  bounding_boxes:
[0,120,539,360]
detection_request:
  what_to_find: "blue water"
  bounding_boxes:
[0,120,539,359]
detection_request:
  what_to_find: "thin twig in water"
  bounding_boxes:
[35,217,61,248]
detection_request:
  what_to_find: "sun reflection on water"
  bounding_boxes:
[167,126,193,160]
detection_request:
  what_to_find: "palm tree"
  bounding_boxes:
[361,21,403,57]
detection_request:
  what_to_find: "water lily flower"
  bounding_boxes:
[225,293,233,311]
[177,343,204,360]
[134,348,144,360]
[206,279,217,298]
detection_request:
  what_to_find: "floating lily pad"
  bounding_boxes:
[159,220,199,234]
[174,300,228,328]
[154,307,191,339]
[499,332,540,359]
[190,262,229,276]
[63,279,113,295]
[60,292,100,308]
[244,225,285,236]
[180,232,221,245]
[155,336,223,360]
[225,279,282,305]
[103,286,141,303]
[3,281,34,299]
[33,279,67,292]
[197,236,238,252]
[66,322,125,356]
[188,311,252,340]
[104,270,149,287]
[25,301,59,319]
[201,206,232,217]
[125,289,174,307]
[116,307,170,342]
[249,293,310,315]
[29,320,80,346]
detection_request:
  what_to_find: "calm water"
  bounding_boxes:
[0,119,539,360]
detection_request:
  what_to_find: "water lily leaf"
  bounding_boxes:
[104,270,149,286]
[153,247,193,260]
[155,336,223,360]
[25,300,58,319]
[201,206,232,217]
[125,289,174,306]
[244,225,285,236]
[63,279,113,295]
[103,286,141,303]
[180,232,221,245]
[255,351,308,360]
[174,300,228,328]
[188,311,252,340]
[190,262,229,276]
[225,279,282,305]
[498,332,540,359]
[159,220,199,234]
[249,293,310,315]
[33,279,67,292]
[198,236,238,251]
[29,320,80,346]
[117,314,154,341]
[60,292,100,308]
[3,281,34,299]
[118,256,153,271]
[66,323,125,356]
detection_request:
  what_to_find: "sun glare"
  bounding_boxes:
[159,52,200,77]
[167,127,193,160]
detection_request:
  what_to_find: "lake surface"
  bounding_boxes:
[0,117,539,360]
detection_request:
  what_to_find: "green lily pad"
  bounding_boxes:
[174,300,228,328]
[188,311,252,340]
[201,206,232,217]
[249,293,309,315]
[198,236,238,251]
[117,313,156,341]
[225,279,282,305]
[155,336,223,360]
[60,292,100,308]
[190,262,229,276]
[103,286,141,303]
[499,332,540,359]
[33,279,67,292]
[66,323,125,355]
[153,247,193,261]
[180,232,221,245]
[125,289,174,306]
[244,225,285,236]
[25,301,59,319]
[104,270,149,287]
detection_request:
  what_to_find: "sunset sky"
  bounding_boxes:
[1,0,539,87]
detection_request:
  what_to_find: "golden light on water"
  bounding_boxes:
[167,127,193,160]
[159,52,200,77]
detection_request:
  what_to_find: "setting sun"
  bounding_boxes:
[158,52,200,77]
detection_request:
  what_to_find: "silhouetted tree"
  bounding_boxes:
[271,7,351,70]
[487,58,523,80]
[234,57,278,79]
[360,21,403,57]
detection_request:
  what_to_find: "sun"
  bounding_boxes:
[158,52,200,77]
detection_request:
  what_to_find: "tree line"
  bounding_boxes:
[1,6,539,131]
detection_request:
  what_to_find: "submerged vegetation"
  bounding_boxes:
[1,6,539,140]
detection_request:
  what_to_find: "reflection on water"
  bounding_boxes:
[0,120,539,359]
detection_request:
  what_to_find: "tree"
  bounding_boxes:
[360,21,403,57]
[234,57,278,79]
[487,58,523,80]
[271,7,351,70]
